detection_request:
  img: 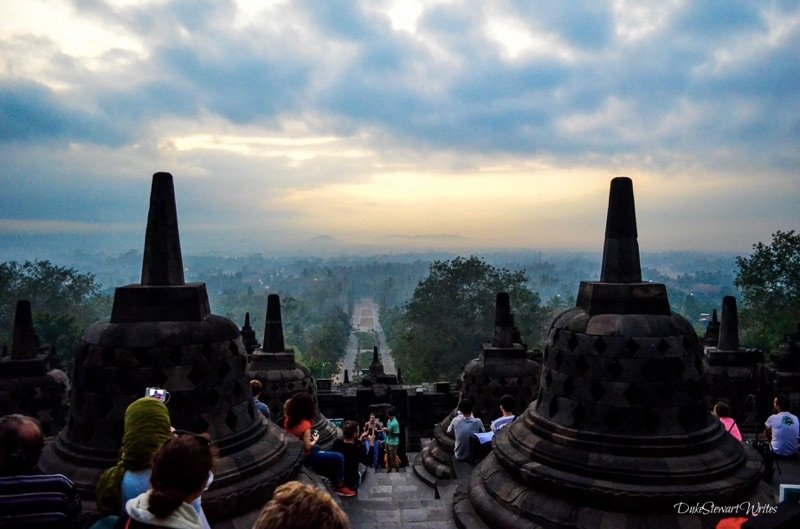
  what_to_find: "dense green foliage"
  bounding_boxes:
[0,260,111,368]
[386,256,552,383]
[735,230,800,352]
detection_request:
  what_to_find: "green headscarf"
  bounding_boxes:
[95,397,172,514]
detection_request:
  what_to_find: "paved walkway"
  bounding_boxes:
[340,455,458,529]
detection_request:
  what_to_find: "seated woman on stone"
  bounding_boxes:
[94,397,211,529]
[713,401,742,441]
[362,413,385,469]
[283,392,355,497]
[253,481,350,529]
[113,434,215,529]
[332,420,375,491]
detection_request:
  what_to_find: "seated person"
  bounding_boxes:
[491,394,516,432]
[332,421,374,491]
[765,395,799,458]
[283,392,355,497]
[447,399,484,462]
[362,413,385,469]
[114,434,215,529]
[713,401,742,441]
[0,414,83,528]
[250,379,271,421]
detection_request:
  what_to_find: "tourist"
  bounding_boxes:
[252,481,351,529]
[764,395,799,458]
[0,414,83,528]
[95,397,211,529]
[384,408,401,472]
[250,379,271,421]
[332,420,374,491]
[712,401,742,441]
[447,398,485,461]
[283,392,355,496]
[114,434,215,529]
[491,394,516,432]
[362,412,385,469]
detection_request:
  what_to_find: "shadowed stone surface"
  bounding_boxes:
[38,173,303,524]
[457,177,771,529]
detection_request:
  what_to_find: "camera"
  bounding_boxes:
[145,387,170,402]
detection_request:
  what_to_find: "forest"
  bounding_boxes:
[2,233,796,383]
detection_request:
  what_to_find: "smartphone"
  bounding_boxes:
[312,429,319,438]
[145,387,170,402]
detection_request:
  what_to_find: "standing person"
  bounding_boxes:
[0,414,83,529]
[283,393,355,496]
[250,379,271,421]
[713,402,742,441]
[765,395,799,458]
[447,398,485,461]
[362,413,385,469]
[332,421,374,492]
[253,481,351,529]
[114,434,215,529]
[384,408,401,472]
[491,394,516,432]
[95,397,211,529]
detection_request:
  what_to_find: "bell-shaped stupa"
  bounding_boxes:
[248,293,339,447]
[418,292,540,480]
[456,177,770,529]
[39,173,303,523]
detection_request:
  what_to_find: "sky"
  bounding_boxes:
[1,0,798,259]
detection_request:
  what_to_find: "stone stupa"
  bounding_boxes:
[0,300,69,436]
[418,292,540,480]
[455,177,771,529]
[248,293,339,448]
[39,172,303,523]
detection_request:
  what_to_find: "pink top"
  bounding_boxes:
[719,417,742,441]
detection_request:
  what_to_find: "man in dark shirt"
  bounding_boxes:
[0,414,82,528]
[332,420,374,492]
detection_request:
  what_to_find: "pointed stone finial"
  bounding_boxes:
[718,296,740,351]
[492,292,514,348]
[397,368,403,384]
[264,294,285,353]
[343,369,350,384]
[11,300,38,360]
[600,177,641,283]
[240,312,258,354]
[372,346,380,363]
[141,172,185,286]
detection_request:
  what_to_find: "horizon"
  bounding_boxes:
[2,1,798,257]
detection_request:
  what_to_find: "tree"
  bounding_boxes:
[735,230,800,352]
[0,260,112,368]
[388,256,548,383]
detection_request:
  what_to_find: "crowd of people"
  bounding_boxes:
[5,388,800,528]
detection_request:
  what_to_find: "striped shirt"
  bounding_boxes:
[0,472,82,528]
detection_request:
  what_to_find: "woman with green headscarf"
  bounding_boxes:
[94,397,210,529]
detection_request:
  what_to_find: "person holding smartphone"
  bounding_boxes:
[362,413,385,469]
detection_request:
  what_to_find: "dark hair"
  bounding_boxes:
[499,395,515,414]
[775,395,789,410]
[714,402,732,418]
[458,398,474,415]
[148,435,214,518]
[0,414,43,475]
[386,408,395,418]
[250,379,263,397]
[284,392,316,430]
[342,420,359,439]
[254,481,350,529]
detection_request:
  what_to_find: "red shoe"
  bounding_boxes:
[335,485,356,497]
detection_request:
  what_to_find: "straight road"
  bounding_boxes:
[336,297,396,382]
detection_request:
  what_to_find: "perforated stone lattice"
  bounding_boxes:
[535,325,710,435]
